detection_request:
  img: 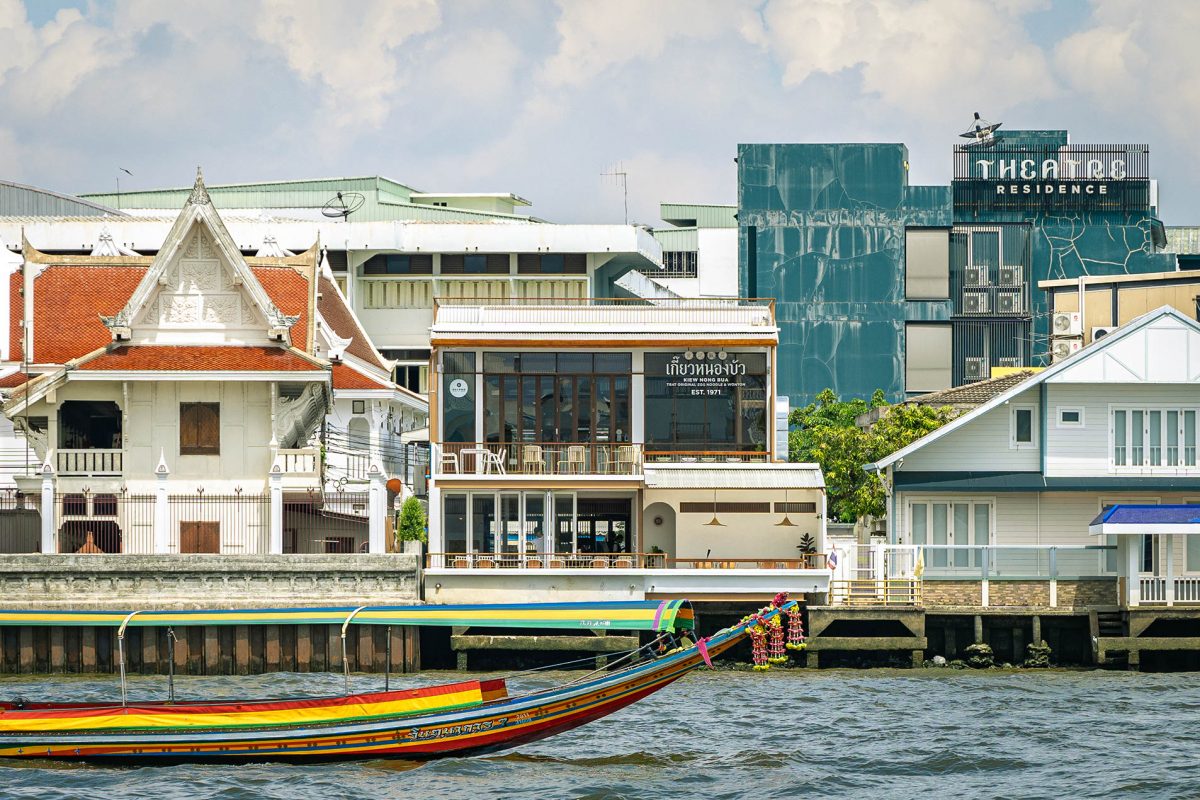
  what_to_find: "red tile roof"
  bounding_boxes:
[252,266,311,351]
[0,371,29,388]
[318,276,388,370]
[76,345,326,372]
[17,262,314,365]
[32,266,144,364]
[332,362,392,390]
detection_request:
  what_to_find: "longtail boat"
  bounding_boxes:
[0,596,804,763]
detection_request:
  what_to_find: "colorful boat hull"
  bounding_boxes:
[0,603,786,763]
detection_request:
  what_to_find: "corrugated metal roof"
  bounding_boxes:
[0,181,123,217]
[659,203,737,229]
[651,227,699,250]
[644,463,824,489]
[1165,226,1200,254]
[79,176,536,224]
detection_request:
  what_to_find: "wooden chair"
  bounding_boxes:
[557,445,587,474]
[476,557,496,569]
[521,444,545,474]
[525,558,543,569]
[590,557,609,569]
[453,556,470,569]
[613,556,634,568]
[548,558,567,568]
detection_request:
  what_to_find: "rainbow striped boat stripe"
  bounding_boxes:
[0,600,694,632]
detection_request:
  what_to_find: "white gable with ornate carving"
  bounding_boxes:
[105,169,300,346]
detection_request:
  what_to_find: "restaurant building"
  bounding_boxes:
[423,296,830,604]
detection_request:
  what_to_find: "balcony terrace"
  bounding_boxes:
[430,296,777,342]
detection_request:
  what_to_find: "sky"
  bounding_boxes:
[2,0,1198,225]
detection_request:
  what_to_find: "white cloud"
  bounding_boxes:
[756,0,1055,118]
[541,0,757,87]
[254,0,442,129]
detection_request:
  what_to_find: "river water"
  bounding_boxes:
[0,668,1196,799]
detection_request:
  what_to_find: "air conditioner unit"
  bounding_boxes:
[963,357,989,381]
[998,265,1024,287]
[1051,311,1082,336]
[1051,338,1083,363]
[964,265,989,287]
[996,291,1024,314]
[1092,326,1118,341]
[997,357,1023,368]
[962,291,990,314]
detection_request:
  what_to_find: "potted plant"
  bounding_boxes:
[395,496,428,556]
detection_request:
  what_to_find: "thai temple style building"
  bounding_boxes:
[0,172,426,556]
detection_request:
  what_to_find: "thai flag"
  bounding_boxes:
[826,548,839,570]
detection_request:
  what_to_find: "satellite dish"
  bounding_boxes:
[959,111,1002,147]
[321,191,366,220]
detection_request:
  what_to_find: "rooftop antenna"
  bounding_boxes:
[116,168,132,210]
[959,111,1002,148]
[601,164,628,224]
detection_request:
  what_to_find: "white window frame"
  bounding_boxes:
[1184,498,1200,575]
[1108,405,1200,474]
[1055,406,1084,429]
[1010,404,1037,450]
[903,497,996,570]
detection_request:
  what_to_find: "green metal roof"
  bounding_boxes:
[0,180,123,217]
[80,176,535,223]
[659,202,737,228]
[651,226,699,250]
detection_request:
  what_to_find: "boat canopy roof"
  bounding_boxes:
[0,601,695,632]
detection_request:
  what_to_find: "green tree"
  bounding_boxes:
[395,496,428,545]
[788,389,953,522]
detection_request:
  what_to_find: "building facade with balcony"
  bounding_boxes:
[739,128,1192,407]
[0,173,425,556]
[867,305,1200,614]
[423,296,830,603]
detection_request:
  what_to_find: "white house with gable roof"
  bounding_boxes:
[867,306,1200,611]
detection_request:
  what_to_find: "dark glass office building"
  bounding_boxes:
[739,130,1178,407]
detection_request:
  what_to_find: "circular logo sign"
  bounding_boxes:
[448,378,469,398]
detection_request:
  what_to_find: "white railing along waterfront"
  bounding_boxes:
[895,544,1116,579]
[56,449,122,476]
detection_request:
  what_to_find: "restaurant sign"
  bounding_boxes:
[662,352,749,397]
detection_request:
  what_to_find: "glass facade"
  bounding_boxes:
[442,492,633,555]
[644,352,767,452]
[481,352,632,444]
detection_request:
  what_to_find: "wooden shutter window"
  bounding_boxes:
[180,521,220,553]
[180,402,220,455]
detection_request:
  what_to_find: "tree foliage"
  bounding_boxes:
[788,389,954,522]
[396,496,428,544]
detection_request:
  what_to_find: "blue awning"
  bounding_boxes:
[1089,504,1200,536]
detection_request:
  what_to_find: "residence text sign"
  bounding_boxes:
[952,144,1150,213]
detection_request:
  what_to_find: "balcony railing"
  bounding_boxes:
[644,450,771,464]
[277,448,319,476]
[435,442,643,476]
[56,449,122,476]
[432,296,776,328]
[426,553,828,570]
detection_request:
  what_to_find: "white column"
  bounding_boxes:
[368,462,386,554]
[269,463,283,555]
[428,485,442,553]
[153,452,170,554]
[1126,536,1141,608]
[1165,534,1175,606]
[39,460,54,554]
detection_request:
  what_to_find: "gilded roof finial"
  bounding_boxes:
[188,166,211,205]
